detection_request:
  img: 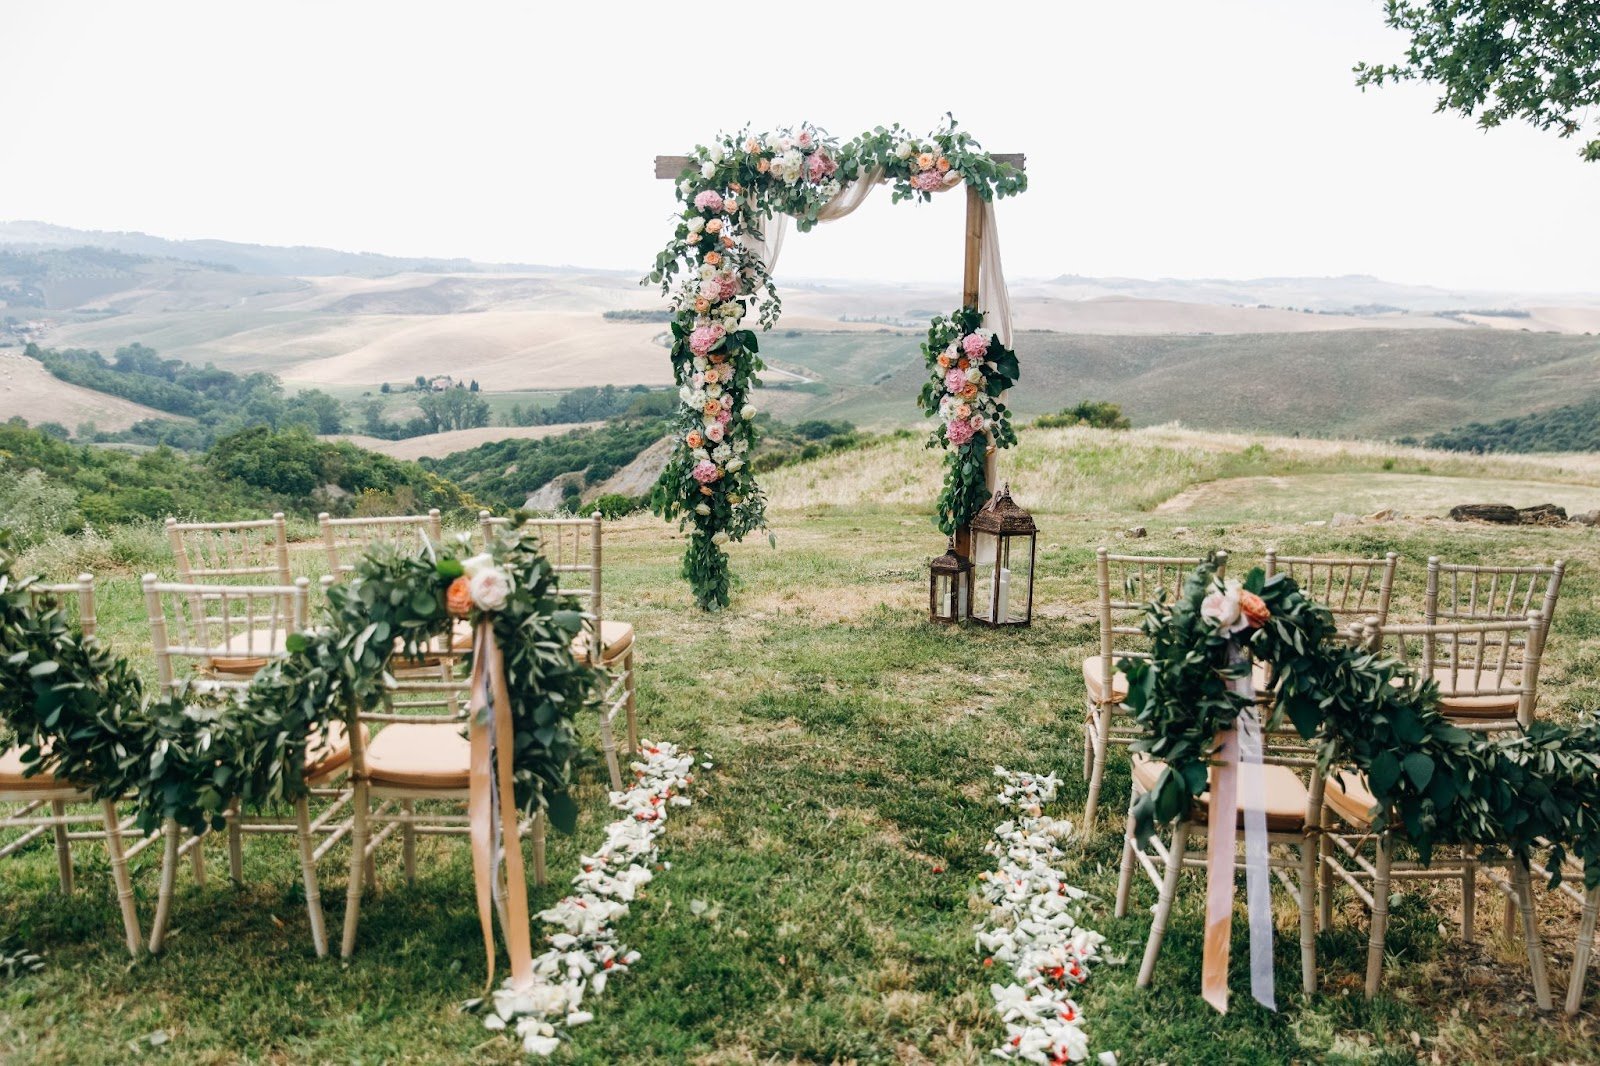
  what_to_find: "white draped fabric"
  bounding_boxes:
[741,167,1013,345]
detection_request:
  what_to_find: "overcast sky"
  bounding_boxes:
[3,1,1595,293]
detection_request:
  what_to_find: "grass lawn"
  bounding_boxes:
[3,428,1599,1063]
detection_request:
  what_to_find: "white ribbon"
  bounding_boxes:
[1234,653,1276,1011]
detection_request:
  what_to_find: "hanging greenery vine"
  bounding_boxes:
[647,115,1026,610]
[0,530,602,837]
[1120,561,1600,887]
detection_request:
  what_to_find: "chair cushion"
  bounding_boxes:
[304,721,363,779]
[363,723,470,789]
[1323,771,1378,829]
[208,628,290,675]
[1431,667,1521,718]
[0,746,62,792]
[572,620,635,665]
[1081,655,1129,705]
[1131,752,1310,833]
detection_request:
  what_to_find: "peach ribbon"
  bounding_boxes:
[469,620,534,992]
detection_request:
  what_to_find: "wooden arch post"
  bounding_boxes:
[654,150,1025,556]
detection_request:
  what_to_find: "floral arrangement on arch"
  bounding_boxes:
[918,307,1020,535]
[647,116,1026,611]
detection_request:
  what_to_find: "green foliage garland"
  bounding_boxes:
[648,115,1026,610]
[0,530,601,837]
[1122,561,1600,888]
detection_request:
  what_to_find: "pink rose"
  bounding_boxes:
[911,169,944,192]
[797,130,813,148]
[945,419,975,446]
[693,189,723,213]
[689,324,726,356]
[807,149,837,182]
[970,414,986,432]
[961,333,990,359]
[944,367,967,394]
[692,372,706,388]
[705,421,725,443]
[691,460,721,485]
[720,393,734,409]
[718,274,741,301]
[716,407,732,424]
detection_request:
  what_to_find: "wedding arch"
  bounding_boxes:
[645,117,1027,609]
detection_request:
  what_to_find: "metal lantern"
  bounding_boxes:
[968,483,1037,627]
[928,537,974,625]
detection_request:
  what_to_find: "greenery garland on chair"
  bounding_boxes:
[918,307,1020,534]
[0,529,602,838]
[1121,560,1600,887]
[648,115,1026,610]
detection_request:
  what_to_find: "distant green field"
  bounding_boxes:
[313,385,564,423]
[755,328,1600,440]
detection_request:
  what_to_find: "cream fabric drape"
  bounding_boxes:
[741,167,1012,345]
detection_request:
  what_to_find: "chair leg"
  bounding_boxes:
[623,648,639,757]
[294,798,327,958]
[227,800,244,886]
[1082,704,1095,779]
[1503,892,1518,941]
[401,800,416,886]
[1317,813,1333,933]
[1299,833,1318,996]
[101,801,142,957]
[149,821,180,954]
[190,830,207,888]
[1137,819,1190,989]
[1511,859,1554,1011]
[1114,784,1138,919]
[340,779,369,958]
[1568,887,1598,1015]
[531,811,548,889]
[1083,704,1111,836]
[598,699,624,792]
[50,799,73,894]
[1460,857,1475,944]
[1364,833,1393,999]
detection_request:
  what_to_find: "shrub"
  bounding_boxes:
[587,493,645,520]
[1036,400,1132,430]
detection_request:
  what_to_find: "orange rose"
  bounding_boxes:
[704,367,720,384]
[957,357,970,370]
[916,152,935,171]
[961,384,979,400]
[721,235,735,249]
[703,400,721,418]
[704,251,722,266]
[729,181,743,193]
[445,576,472,619]
[694,297,710,313]
[936,156,950,173]
[757,157,771,173]
[936,353,951,369]
[1239,589,1271,628]
[706,218,723,234]
[685,429,703,448]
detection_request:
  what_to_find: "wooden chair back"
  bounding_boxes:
[27,574,97,638]
[166,514,292,585]
[319,510,443,581]
[480,510,604,637]
[1426,557,1564,644]
[1094,549,1222,694]
[142,575,310,695]
[342,677,471,791]
[1265,551,1399,626]
[1361,612,1545,730]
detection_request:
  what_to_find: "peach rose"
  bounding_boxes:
[704,400,722,418]
[916,152,935,171]
[706,218,723,234]
[445,576,472,619]
[721,235,735,249]
[936,156,950,173]
[757,157,771,173]
[699,485,714,496]
[694,297,710,313]
[961,384,979,400]
[704,251,722,266]
[1239,589,1271,629]
[685,429,703,448]
[955,403,972,419]
[704,367,720,384]
[936,353,951,369]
